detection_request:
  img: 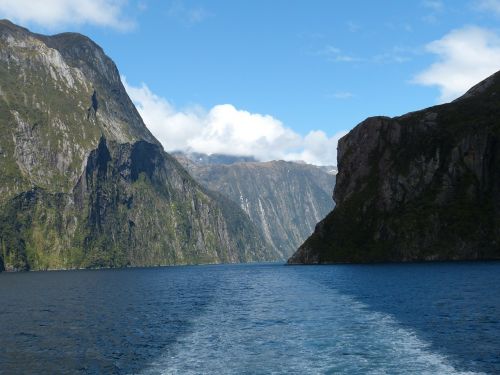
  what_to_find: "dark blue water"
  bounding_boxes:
[0,262,499,374]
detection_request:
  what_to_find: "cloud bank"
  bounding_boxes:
[414,26,500,102]
[123,78,346,166]
[0,0,133,30]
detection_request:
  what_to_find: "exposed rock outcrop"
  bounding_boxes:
[0,20,278,271]
[176,153,336,258]
[289,71,500,264]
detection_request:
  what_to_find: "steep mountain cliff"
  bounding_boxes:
[289,71,500,264]
[0,20,278,271]
[176,153,336,258]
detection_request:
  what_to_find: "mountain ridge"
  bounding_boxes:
[0,20,279,271]
[176,153,336,258]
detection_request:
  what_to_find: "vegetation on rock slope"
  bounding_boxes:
[289,71,500,264]
[0,20,278,271]
[176,153,336,258]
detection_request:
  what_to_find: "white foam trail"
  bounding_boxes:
[140,269,483,375]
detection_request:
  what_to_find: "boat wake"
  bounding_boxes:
[141,267,481,375]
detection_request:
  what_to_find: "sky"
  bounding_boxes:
[1,0,500,165]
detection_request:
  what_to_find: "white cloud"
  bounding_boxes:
[373,47,415,64]
[316,45,362,63]
[421,0,444,24]
[475,0,500,14]
[122,77,346,166]
[421,0,444,11]
[0,0,133,30]
[282,130,347,167]
[413,26,500,102]
[167,0,211,25]
[347,21,360,33]
[316,44,415,65]
[332,91,354,99]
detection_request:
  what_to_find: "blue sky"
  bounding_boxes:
[2,0,500,164]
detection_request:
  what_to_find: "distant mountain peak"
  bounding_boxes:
[176,153,336,257]
[172,151,258,166]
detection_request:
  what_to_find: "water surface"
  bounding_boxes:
[0,262,499,374]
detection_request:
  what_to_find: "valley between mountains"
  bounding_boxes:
[1,18,500,271]
[0,20,334,271]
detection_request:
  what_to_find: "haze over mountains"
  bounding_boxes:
[175,152,336,258]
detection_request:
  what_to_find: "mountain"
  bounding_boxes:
[0,20,279,271]
[171,151,258,165]
[289,71,500,264]
[176,153,336,258]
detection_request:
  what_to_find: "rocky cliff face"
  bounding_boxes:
[289,71,500,264]
[0,20,278,271]
[176,153,336,258]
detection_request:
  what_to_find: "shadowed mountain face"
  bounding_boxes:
[176,153,336,258]
[0,20,279,271]
[289,71,500,264]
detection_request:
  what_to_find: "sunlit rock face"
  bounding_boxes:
[289,71,500,264]
[0,20,279,271]
[175,152,336,258]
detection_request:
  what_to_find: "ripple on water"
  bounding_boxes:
[0,263,498,374]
